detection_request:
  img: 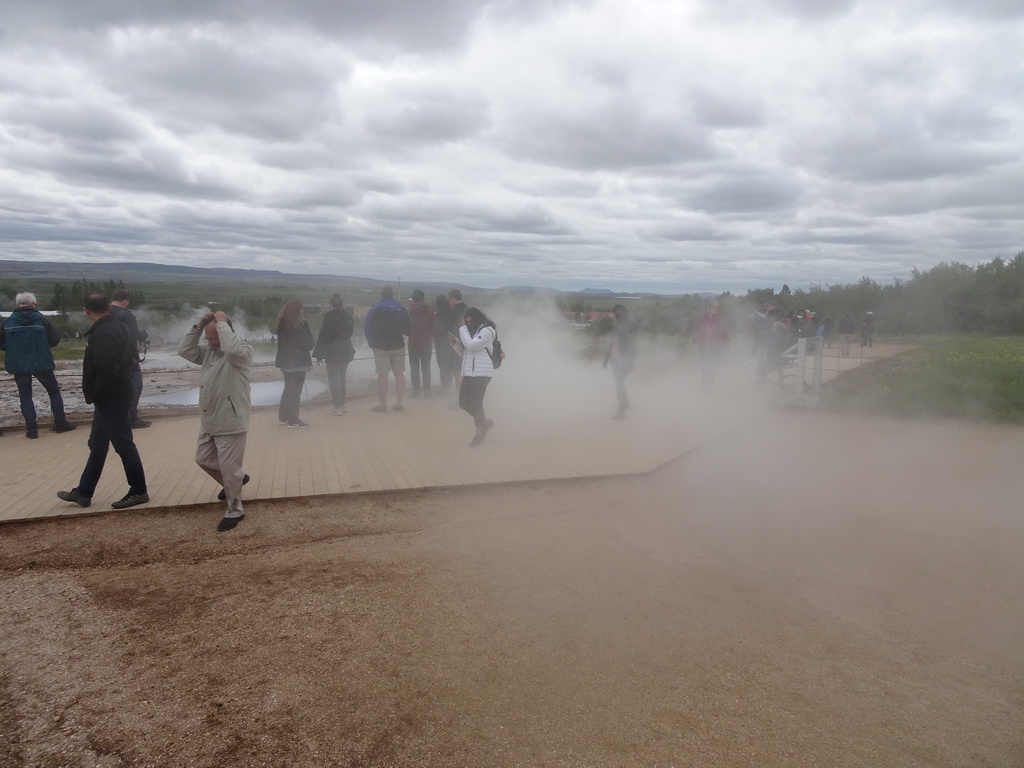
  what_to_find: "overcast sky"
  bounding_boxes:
[1,0,1021,294]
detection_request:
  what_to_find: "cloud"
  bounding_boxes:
[0,0,1021,293]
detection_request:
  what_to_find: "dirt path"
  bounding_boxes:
[1,407,1021,766]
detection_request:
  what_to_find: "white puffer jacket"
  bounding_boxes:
[456,324,496,378]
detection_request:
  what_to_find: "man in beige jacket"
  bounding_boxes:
[178,311,253,532]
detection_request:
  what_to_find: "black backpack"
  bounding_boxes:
[488,329,504,369]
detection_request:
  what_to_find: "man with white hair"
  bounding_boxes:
[0,291,77,439]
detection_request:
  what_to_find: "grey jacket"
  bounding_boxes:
[178,322,253,435]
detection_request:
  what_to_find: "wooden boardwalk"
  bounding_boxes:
[0,344,901,524]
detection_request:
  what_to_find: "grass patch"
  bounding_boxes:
[821,336,1024,423]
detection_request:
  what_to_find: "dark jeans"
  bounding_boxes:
[409,346,432,391]
[435,342,453,391]
[14,371,68,429]
[129,368,143,422]
[74,399,147,498]
[279,370,307,423]
[325,361,350,409]
[459,375,490,426]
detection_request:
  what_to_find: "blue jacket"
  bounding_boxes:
[364,297,411,351]
[0,306,59,374]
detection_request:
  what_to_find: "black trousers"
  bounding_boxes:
[458,376,490,426]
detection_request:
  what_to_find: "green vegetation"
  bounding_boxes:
[820,336,1024,423]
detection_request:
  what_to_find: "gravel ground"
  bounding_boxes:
[1,408,1022,767]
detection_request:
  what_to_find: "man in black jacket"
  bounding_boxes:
[109,288,150,428]
[57,293,149,510]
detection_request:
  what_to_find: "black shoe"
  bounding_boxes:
[218,474,250,501]
[57,489,92,507]
[26,428,38,439]
[217,514,245,532]
[131,419,152,429]
[53,422,77,433]
[288,420,309,429]
[111,492,150,509]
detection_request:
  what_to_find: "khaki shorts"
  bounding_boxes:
[374,347,406,375]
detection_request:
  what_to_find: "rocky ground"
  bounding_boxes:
[0,403,1021,766]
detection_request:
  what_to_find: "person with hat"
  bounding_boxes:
[0,292,77,439]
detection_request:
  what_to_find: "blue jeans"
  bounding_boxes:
[74,399,147,498]
[129,368,143,422]
[14,370,68,429]
[325,361,350,409]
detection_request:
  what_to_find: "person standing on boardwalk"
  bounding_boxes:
[693,299,729,392]
[861,311,875,348]
[453,306,497,447]
[109,289,150,428]
[364,285,411,412]
[0,291,77,439]
[839,313,856,355]
[433,294,453,393]
[275,299,315,428]
[179,310,253,532]
[406,289,436,397]
[313,294,356,416]
[446,289,468,396]
[57,292,148,510]
[602,304,638,419]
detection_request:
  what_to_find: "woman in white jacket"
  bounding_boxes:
[452,307,496,447]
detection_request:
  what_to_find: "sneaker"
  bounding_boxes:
[483,419,494,437]
[53,422,77,433]
[217,514,245,532]
[371,405,388,413]
[131,419,152,429]
[279,420,289,425]
[391,404,404,412]
[57,489,92,507]
[218,473,251,501]
[332,407,346,416]
[25,428,38,439]
[469,436,486,447]
[288,420,310,429]
[111,492,150,509]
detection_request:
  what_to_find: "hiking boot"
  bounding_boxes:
[218,474,250,501]
[111,492,150,509]
[217,514,245,532]
[57,489,92,507]
[53,422,77,433]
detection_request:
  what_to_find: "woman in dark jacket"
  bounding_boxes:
[313,294,356,415]
[275,299,315,428]
[433,294,453,392]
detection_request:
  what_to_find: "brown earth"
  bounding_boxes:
[1,405,1022,767]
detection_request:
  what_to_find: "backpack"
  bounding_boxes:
[488,328,504,369]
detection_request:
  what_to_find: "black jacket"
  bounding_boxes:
[82,314,136,404]
[275,321,315,370]
[313,309,356,364]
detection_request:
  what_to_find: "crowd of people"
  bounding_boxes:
[6,284,879,530]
